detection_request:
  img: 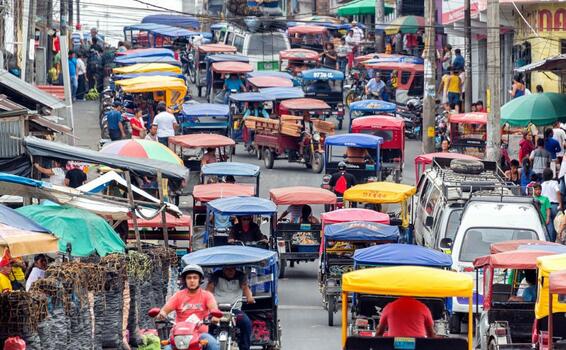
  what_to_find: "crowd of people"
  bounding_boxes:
[0,250,49,293]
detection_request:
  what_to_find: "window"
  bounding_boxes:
[561,39,566,54]
[444,209,463,241]
[247,33,289,57]
[459,228,537,262]
[408,74,424,96]
[233,35,245,53]
[226,32,235,45]
[401,71,411,85]
[360,129,393,142]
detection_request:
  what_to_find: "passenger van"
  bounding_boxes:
[222,25,290,71]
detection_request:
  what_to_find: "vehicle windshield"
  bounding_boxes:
[459,228,538,262]
[445,209,463,241]
[360,129,393,142]
[304,80,342,92]
[248,33,289,57]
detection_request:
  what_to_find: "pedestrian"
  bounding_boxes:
[68,50,78,101]
[518,130,535,162]
[452,48,464,71]
[321,42,337,70]
[71,24,83,52]
[536,85,544,93]
[130,109,146,139]
[530,138,551,180]
[145,124,159,141]
[509,75,525,99]
[533,182,552,235]
[437,69,451,104]
[545,128,561,176]
[335,37,350,73]
[471,103,477,112]
[505,159,521,185]
[459,69,466,110]
[0,250,12,293]
[446,69,462,112]
[520,157,534,195]
[33,159,67,186]
[87,40,103,91]
[344,30,356,68]
[439,44,452,74]
[393,32,403,54]
[541,168,562,241]
[476,100,486,112]
[25,254,48,291]
[89,27,104,46]
[553,120,566,167]
[76,53,87,100]
[64,165,87,188]
[351,21,364,43]
[106,101,126,141]
[153,102,178,146]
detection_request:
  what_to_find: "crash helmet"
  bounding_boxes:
[338,161,347,171]
[180,264,205,287]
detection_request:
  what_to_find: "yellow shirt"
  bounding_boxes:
[0,273,12,292]
[447,75,461,93]
[9,266,25,282]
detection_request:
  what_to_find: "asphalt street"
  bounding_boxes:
[73,100,424,350]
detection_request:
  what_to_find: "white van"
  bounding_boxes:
[440,196,548,333]
[222,25,290,71]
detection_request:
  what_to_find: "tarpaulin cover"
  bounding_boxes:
[206,54,250,63]
[201,162,260,177]
[280,98,330,110]
[142,14,200,29]
[247,71,294,80]
[325,133,383,148]
[0,155,32,177]
[353,243,452,267]
[337,0,394,17]
[279,49,320,61]
[193,183,255,202]
[119,81,187,97]
[116,48,174,58]
[344,182,416,203]
[198,44,237,53]
[490,239,560,254]
[550,270,566,294]
[536,254,566,318]
[112,63,182,74]
[349,100,397,113]
[207,196,276,215]
[248,76,293,88]
[269,186,336,205]
[23,136,188,181]
[16,203,126,257]
[181,103,230,117]
[342,266,473,297]
[115,56,181,66]
[182,245,277,267]
[414,152,479,166]
[288,25,328,35]
[473,250,557,269]
[300,68,345,81]
[229,92,274,102]
[448,112,488,125]
[320,208,390,225]
[211,62,253,74]
[501,92,566,127]
[324,221,399,241]
[259,87,305,100]
[168,134,235,148]
[0,203,49,232]
[351,115,404,131]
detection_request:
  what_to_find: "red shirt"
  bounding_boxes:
[164,288,216,324]
[378,297,433,337]
[130,117,143,137]
[519,139,535,162]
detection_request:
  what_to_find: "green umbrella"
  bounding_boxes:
[16,203,126,257]
[337,0,393,17]
[501,92,566,127]
[384,16,425,35]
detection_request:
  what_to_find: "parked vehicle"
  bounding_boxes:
[287,25,330,52]
[278,49,320,77]
[448,112,487,158]
[361,61,424,104]
[116,76,187,109]
[300,68,346,129]
[347,100,397,132]
[397,97,423,139]
[191,44,237,95]
[178,103,231,135]
[207,58,253,104]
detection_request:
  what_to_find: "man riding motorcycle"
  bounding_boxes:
[364,72,385,100]
[158,264,220,350]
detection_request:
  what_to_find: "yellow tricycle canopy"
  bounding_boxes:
[343,181,416,204]
[341,266,473,298]
[114,76,185,87]
[536,254,566,319]
[121,80,187,107]
[112,63,182,75]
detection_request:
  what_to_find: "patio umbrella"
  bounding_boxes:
[0,204,58,256]
[100,139,183,165]
[384,16,425,35]
[337,0,393,16]
[501,92,566,127]
[16,203,126,257]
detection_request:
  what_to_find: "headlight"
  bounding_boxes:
[174,335,193,350]
[313,132,321,142]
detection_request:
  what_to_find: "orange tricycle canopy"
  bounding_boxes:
[199,44,237,54]
[193,183,256,202]
[211,61,254,74]
[269,186,337,205]
[280,98,330,110]
[168,134,236,148]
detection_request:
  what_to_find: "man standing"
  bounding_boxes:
[65,165,87,188]
[351,21,364,44]
[446,69,462,112]
[452,48,465,72]
[71,24,84,52]
[144,124,159,142]
[68,51,78,101]
[530,138,552,180]
[106,101,125,141]
[153,102,178,146]
[553,121,566,167]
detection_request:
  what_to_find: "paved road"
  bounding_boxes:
[73,100,424,350]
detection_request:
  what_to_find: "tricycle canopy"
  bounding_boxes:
[351,115,404,131]
[182,103,230,117]
[473,250,557,270]
[279,49,320,61]
[300,68,344,81]
[260,87,305,100]
[353,243,453,268]
[198,43,237,54]
[361,56,424,65]
[448,112,488,125]
[248,76,293,88]
[362,61,424,72]
[207,196,277,215]
[114,55,181,66]
[141,14,200,30]
[288,25,328,35]
[343,182,416,204]
[536,254,566,319]
[229,92,274,103]
[168,134,235,149]
[325,133,383,148]
[490,239,562,254]
[116,48,174,58]
[120,80,187,103]
[349,100,397,114]
[324,221,399,241]
[247,71,294,80]
[269,186,336,205]
[114,75,184,87]
[518,244,566,254]
[320,208,390,225]
[280,98,330,110]
[201,162,260,177]
[113,72,185,80]
[550,270,566,294]
[112,63,182,74]
[211,61,253,74]
[182,245,277,267]
[206,53,250,63]
[193,183,255,202]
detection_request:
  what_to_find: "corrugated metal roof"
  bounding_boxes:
[0,94,26,112]
[0,70,66,110]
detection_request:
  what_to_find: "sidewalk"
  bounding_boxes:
[72,100,101,150]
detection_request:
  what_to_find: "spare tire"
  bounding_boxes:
[450,159,484,174]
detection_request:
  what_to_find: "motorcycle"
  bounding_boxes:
[213,299,243,350]
[397,98,422,140]
[344,70,366,107]
[147,307,223,350]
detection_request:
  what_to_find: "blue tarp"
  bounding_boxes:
[0,172,43,188]
[113,72,186,80]
[202,162,261,177]
[300,68,344,81]
[142,14,200,30]
[182,245,277,267]
[325,133,383,148]
[182,103,230,117]
[0,203,51,233]
[324,221,399,241]
[518,244,566,253]
[115,48,174,61]
[124,23,164,32]
[259,87,305,100]
[349,100,397,113]
[206,54,250,63]
[207,196,277,215]
[229,92,274,102]
[353,243,453,267]
[115,56,181,66]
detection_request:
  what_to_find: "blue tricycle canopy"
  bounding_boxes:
[229,92,274,103]
[247,71,294,80]
[300,68,344,81]
[115,48,174,61]
[115,56,182,67]
[201,162,261,177]
[182,103,230,117]
[206,54,250,63]
[353,243,453,267]
[324,221,399,241]
[207,196,277,215]
[259,87,305,100]
[325,133,383,148]
[349,100,397,113]
[182,245,277,267]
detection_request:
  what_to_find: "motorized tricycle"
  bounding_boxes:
[269,186,336,277]
[448,112,487,158]
[190,43,237,96]
[348,100,397,132]
[361,61,424,105]
[321,221,399,326]
[182,245,282,350]
[413,152,479,184]
[300,68,346,130]
[535,256,566,350]
[117,76,187,110]
[178,103,231,135]
[278,49,320,77]
[351,115,405,183]
[207,60,254,104]
[287,25,330,52]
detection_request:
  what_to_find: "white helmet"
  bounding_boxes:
[181,264,204,281]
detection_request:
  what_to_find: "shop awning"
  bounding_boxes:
[515,54,566,73]
[337,0,393,17]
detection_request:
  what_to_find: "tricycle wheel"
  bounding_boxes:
[328,297,335,326]
[279,259,286,278]
[256,146,263,160]
[449,313,462,334]
[337,119,343,130]
[312,152,324,173]
[263,148,274,169]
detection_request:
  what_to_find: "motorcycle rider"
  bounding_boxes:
[328,161,357,196]
[299,110,315,162]
[157,265,220,350]
[365,72,385,100]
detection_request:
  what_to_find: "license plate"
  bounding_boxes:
[394,337,416,350]
[263,62,273,70]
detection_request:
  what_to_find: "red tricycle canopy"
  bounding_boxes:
[269,186,337,205]
[320,208,390,225]
[280,98,330,110]
[193,183,256,202]
[279,49,320,61]
[490,239,562,254]
[351,115,404,131]
[168,134,236,148]
[211,61,254,74]
[448,112,488,125]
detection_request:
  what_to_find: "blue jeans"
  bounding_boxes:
[158,137,169,147]
[337,57,347,73]
[71,75,78,100]
[109,129,122,141]
[234,310,252,350]
[164,333,219,350]
[548,203,559,242]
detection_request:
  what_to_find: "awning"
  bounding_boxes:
[0,70,65,110]
[515,54,566,73]
[23,136,188,182]
[337,0,394,17]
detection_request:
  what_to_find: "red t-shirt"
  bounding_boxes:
[378,297,433,337]
[130,117,143,137]
[164,288,216,324]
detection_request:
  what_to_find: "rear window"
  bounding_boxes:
[360,129,393,142]
[247,33,288,57]
[459,228,538,262]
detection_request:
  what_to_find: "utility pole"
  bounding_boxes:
[25,0,36,83]
[60,0,67,35]
[486,0,500,162]
[422,0,436,153]
[68,0,73,29]
[464,0,472,112]
[375,0,385,53]
[76,0,80,25]
[46,0,53,76]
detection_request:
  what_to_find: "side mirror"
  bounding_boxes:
[439,238,453,251]
[210,309,224,319]
[148,307,161,318]
[425,215,434,228]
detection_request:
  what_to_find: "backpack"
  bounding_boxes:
[334,175,348,194]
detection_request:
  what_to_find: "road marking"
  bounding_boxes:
[279,305,324,310]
